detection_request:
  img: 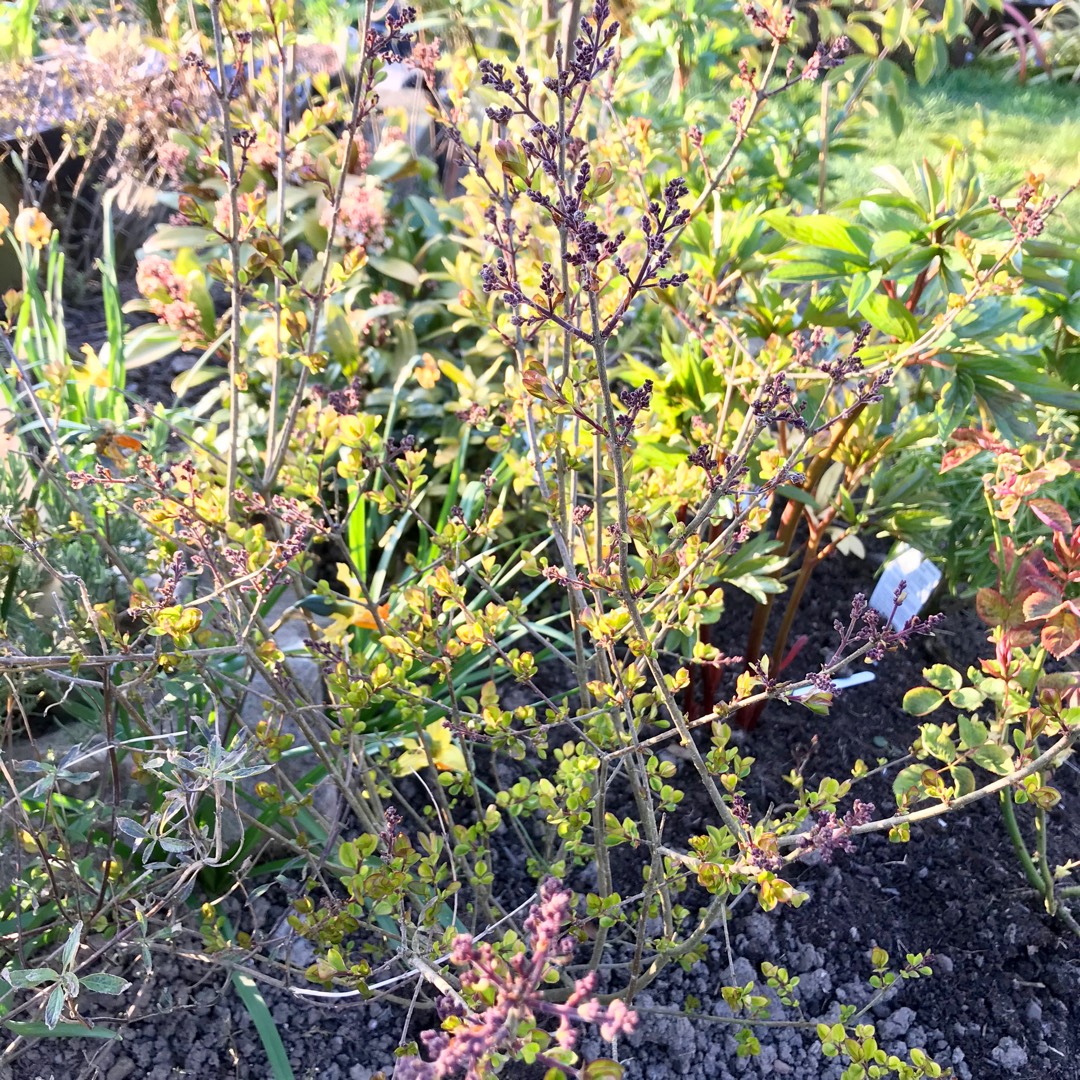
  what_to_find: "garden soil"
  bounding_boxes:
[5,548,1080,1080]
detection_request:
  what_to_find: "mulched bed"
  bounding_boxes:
[5,540,1079,1080]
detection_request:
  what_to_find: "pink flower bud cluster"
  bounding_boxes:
[322,185,388,256]
[135,256,204,349]
[399,878,637,1079]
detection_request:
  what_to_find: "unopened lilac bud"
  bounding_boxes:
[493,138,530,183]
[588,161,615,198]
[1038,686,1060,715]
[627,512,651,543]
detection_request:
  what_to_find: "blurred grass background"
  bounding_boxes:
[830,68,1080,231]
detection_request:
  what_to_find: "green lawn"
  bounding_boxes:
[827,67,1080,232]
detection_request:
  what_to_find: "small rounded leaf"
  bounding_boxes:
[949,687,984,711]
[952,765,976,797]
[922,664,961,692]
[972,744,1013,776]
[581,1061,625,1080]
[902,687,944,716]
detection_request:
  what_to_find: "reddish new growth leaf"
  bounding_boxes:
[976,586,1028,636]
[978,499,1080,659]
[1028,498,1074,536]
[938,427,1011,474]
[1042,610,1080,660]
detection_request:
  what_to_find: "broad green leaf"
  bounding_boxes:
[943,0,966,40]
[846,271,880,315]
[859,197,918,233]
[61,922,82,971]
[902,686,944,716]
[922,664,961,692]
[936,374,974,440]
[884,95,905,139]
[3,967,59,988]
[952,765,976,796]
[893,763,928,798]
[949,687,984,711]
[367,255,421,287]
[846,21,879,55]
[117,817,149,841]
[157,836,195,853]
[870,229,920,263]
[972,744,1013,775]
[871,164,918,201]
[143,226,219,252]
[920,724,957,763]
[582,1061,625,1080]
[914,34,935,84]
[79,973,131,996]
[882,1,904,49]
[958,714,989,749]
[770,254,869,281]
[1030,787,1061,811]
[765,212,871,257]
[801,692,833,716]
[123,322,182,369]
[858,292,919,341]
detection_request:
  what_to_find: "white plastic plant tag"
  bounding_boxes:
[870,544,941,629]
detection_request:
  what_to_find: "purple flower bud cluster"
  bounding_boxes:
[816,323,870,382]
[797,799,875,862]
[79,455,322,603]
[686,446,757,503]
[312,375,366,416]
[305,636,346,675]
[478,257,520,305]
[157,550,187,609]
[802,38,851,82]
[753,374,807,430]
[374,6,417,55]
[614,379,653,445]
[472,3,694,345]
[729,95,749,130]
[455,403,490,425]
[743,2,796,43]
[378,806,402,853]
[384,434,418,462]
[824,584,945,670]
[989,181,1060,241]
[477,58,516,96]
[568,1,619,88]
[749,843,784,872]
[687,445,723,492]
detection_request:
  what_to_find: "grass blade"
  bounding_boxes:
[230,969,296,1080]
[3,1020,121,1040]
